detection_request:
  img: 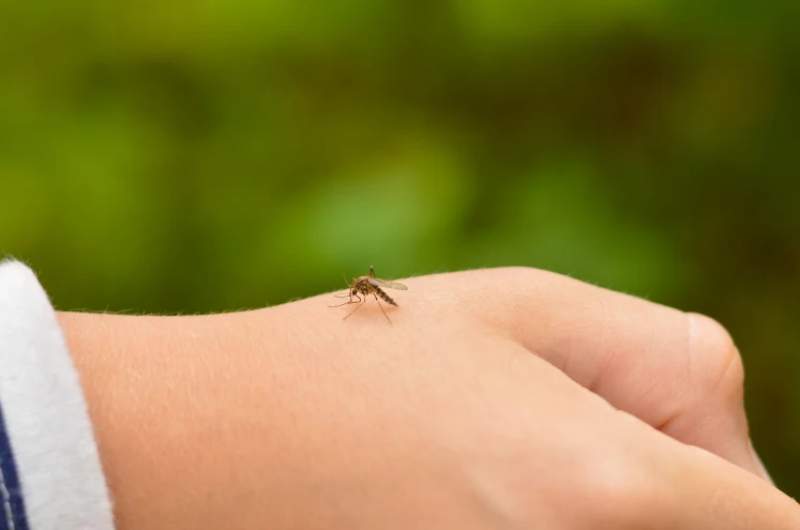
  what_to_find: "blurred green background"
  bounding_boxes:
[1,1,798,495]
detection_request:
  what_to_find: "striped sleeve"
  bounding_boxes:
[0,261,114,530]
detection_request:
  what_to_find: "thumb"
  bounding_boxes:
[656,312,771,482]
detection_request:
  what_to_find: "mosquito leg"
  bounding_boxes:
[329,300,356,308]
[373,292,392,324]
[329,292,356,308]
[343,295,365,320]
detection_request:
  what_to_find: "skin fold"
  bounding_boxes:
[57,267,798,529]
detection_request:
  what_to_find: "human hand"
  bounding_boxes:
[60,267,798,529]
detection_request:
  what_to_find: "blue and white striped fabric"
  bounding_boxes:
[0,262,114,530]
[0,403,29,530]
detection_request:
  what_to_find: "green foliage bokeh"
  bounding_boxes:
[1,1,798,494]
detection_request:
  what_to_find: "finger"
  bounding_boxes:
[577,405,800,530]
[638,415,799,530]
[413,268,767,479]
[655,313,772,482]
[508,349,797,530]
[675,452,796,529]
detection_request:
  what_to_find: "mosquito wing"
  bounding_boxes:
[368,277,408,290]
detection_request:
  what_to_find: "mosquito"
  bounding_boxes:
[330,266,408,323]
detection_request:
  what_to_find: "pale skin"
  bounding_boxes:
[57,267,800,529]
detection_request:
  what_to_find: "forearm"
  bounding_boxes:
[58,310,301,530]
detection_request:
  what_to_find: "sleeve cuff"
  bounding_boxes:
[0,261,114,530]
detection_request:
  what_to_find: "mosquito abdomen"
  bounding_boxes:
[375,287,398,306]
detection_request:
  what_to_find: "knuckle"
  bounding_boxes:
[479,410,671,528]
[492,266,558,299]
[498,265,539,283]
[687,312,745,402]
[577,449,663,529]
[466,265,542,314]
